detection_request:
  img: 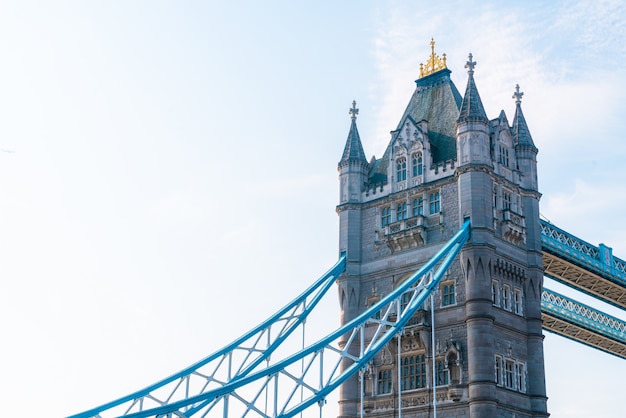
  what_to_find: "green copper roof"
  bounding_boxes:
[367,69,461,183]
[398,69,462,162]
[394,69,462,163]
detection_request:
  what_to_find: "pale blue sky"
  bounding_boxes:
[0,1,625,417]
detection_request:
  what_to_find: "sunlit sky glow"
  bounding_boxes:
[0,1,625,417]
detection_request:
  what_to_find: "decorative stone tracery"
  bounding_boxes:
[382,217,427,252]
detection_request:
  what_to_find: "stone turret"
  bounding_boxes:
[338,100,368,205]
[337,100,368,266]
[335,42,547,418]
[512,84,539,191]
[456,53,491,167]
[336,101,368,418]
[455,54,500,416]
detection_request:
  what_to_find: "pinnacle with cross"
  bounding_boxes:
[513,84,524,105]
[349,100,359,120]
[465,53,476,75]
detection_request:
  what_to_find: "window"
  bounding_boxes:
[397,202,407,221]
[515,362,526,393]
[514,288,523,315]
[377,369,393,394]
[442,284,455,306]
[495,355,502,386]
[397,158,407,182]
[401,354,427,390]
[493,187,498,208]
[429,191,440,214]
[496,356,526,392]
[412,197,423,217]
[503,284,511,311]
[381,207,391,228]
[503,191,512,211]
[504,359,515,389]
[499,145,509,167]
[412,153,423,177]
[491,280,500,307]
[436,360,449,386]
[400,291,411,312]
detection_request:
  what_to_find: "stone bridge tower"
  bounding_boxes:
[336,41,548,417]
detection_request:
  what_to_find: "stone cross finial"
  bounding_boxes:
[513,84,524,105]
[349,100,359,120]
[465,53,476,75]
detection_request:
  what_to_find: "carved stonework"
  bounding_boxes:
[401,395,430,408]
[393,120,426,156]
[494,258,526,282]
[448,385,464,402]
[368,393,452,412]
[502,209,526,244]
[382,217,427,252]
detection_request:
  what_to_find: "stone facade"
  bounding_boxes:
[336,45,547,417]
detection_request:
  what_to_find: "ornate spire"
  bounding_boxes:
[511,84,537,150]
[339,100,368,167]
[419,38,447,78]
[457,53,488,123]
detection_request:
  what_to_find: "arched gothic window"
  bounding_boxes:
[412,152,423,177]
[429,191,441,214]
[401,354,427,390]
[499,145,509,167]
[412,196,424,217]
[396,158,407,182]
[397,202,407,221]
[442,284,455,306]
[381,207,391,227]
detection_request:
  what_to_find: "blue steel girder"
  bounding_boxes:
[68,255,346,418]
[71,221,470,418]
[541,288,626,359]
[540,220,626,309]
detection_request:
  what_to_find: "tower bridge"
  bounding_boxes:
[68,42,626,418]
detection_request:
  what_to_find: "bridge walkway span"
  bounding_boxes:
[541,288,626,359]
[541,220,626,309]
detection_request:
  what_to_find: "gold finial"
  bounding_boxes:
[419,38,448,78]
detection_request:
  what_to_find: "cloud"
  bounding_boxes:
[548,0,626,73]
[368,2,544,153]
[541,179,626,253]
[368,0,626,156]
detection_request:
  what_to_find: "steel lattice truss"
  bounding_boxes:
[68,255,347,418]
[69,221,471,418]
[541,220,626,309]
[541,288,626,359]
